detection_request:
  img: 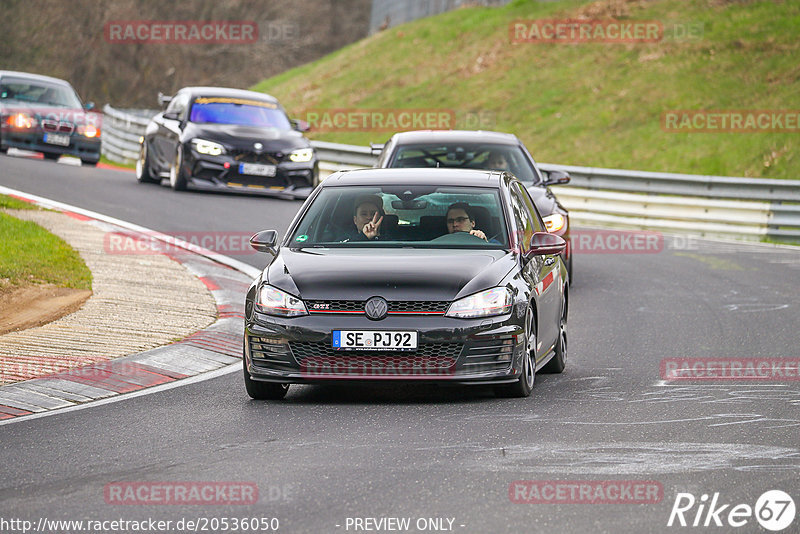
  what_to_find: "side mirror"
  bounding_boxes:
[291,118,310,132]
[529,232,566,256]
[162,111,180,121]
[158,92,172,108]
[543,169,570,186]
[250,230,279,255]
[84,101,95,111]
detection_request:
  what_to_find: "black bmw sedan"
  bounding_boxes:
[243,168,568,400]
[375,130,573,280]
[136,86,318,198]
[0,71,101,165]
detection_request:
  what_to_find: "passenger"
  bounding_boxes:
[347,195,384,241]
[446,202,487,241]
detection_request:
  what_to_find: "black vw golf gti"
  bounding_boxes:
[136,86,318,198]
[244,168,568,400]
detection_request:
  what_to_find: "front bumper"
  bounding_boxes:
[185,150,317,199]
[1,128,101,161]
[244,311,527,385]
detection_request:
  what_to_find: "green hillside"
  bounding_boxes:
[252,0,799,179]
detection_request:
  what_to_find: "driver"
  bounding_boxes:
[346,195,384,241]
[446,202,487,241]
[484,150,509,171]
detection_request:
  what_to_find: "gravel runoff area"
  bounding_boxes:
[0,200,257,421]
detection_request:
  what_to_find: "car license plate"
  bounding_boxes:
[43,133,70,146]
[239,163,276,177]
[332,330,418,351]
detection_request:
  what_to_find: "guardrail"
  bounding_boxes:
[310,140,800,242]
[101,107,800,242]
[101,105,154,165]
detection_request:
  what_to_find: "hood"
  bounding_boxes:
[265,248,517,302]
[183,123,309,151]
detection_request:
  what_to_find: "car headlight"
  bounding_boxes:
[6,113,37,129]
[288,148,314,162]
[446,287,512,319]
[191,138,226,156]
[543,213,566,233]
[77,124,100,138]
[256,284,307,317]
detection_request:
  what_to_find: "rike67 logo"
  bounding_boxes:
[668,490,795,531]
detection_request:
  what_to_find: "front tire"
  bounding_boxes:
[81,159,98,167]
[136,142,159,183]
[169,145,188,191]
[495,308,535,398]
[243,359,289,400]
[42,152,60,161]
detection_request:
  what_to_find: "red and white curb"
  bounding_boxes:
[0,186,261,424]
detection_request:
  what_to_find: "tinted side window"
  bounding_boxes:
[509,186,533,254]
[515,183,545,233]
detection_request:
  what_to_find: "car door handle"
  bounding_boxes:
[544,257,555,266]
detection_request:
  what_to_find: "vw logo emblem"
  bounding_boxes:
[364,297,388,320]
[254,142,263,151]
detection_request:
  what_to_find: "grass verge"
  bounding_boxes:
[0,195,92,291]
[252,0,800,179]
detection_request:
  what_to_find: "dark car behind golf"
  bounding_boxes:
[375,130,573,279]
[243,168,568,400]
[136,86,318,198]
[0,70,101,165]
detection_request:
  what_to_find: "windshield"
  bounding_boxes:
[0,78,83,108]
[189,97,292,130]
[388,143,540,184]
[290,185,508,249]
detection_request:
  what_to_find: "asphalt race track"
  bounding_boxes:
[1,154,799,533]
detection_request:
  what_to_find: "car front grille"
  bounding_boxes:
[306,300,450,315]
[290,342,461,376]
[41,119,74,134]
[229,149,285,164]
